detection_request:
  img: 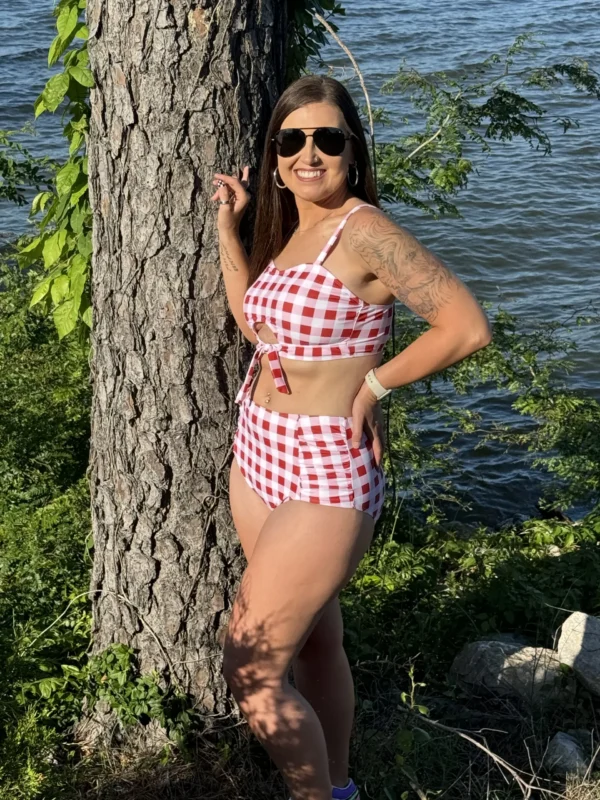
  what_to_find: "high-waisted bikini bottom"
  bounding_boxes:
[233,397,386,522]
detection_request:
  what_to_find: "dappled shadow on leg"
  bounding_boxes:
[222,567,332,800]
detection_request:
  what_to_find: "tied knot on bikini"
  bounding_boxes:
[235,203,394,406]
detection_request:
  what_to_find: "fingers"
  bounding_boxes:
[213,166,250,193]
[372,428,384,468]
[351,411,364,449]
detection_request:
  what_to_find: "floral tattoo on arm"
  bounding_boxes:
[349,211,459,323]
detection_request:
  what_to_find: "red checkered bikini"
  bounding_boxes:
[233,203,394,521]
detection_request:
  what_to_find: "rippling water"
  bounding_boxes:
[1,0,598,524]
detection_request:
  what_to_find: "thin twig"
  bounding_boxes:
[399,707,563,799]
[313,12,374,143]
[406,114,450,160]
[22,588,184,692]
[313,12,377,187]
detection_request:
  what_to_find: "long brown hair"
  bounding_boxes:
[248,75,380,289]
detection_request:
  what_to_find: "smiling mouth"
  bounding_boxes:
[295,169,326,181]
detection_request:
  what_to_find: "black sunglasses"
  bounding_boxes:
[271,127,358,158]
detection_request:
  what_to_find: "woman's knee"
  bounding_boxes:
[222,625,286,701]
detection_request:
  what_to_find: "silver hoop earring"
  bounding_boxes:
[273,166,286,189]
[347,163,359,187]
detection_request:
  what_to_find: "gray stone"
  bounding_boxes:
[543,732,590,776]
[557,612,600,696]
[450,639,563,704]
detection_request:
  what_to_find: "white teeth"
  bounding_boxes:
[297,170,324,178]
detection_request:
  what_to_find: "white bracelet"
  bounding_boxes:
[364,368,392,400]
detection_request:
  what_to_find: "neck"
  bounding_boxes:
[294,187,354,230]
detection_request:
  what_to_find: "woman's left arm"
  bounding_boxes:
[348,207,492,458]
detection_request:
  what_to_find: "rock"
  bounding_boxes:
[450,639,563,704]
[543,732,590,776]
[557,612,600,696]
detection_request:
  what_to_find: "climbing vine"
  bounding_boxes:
[17,0,91,342]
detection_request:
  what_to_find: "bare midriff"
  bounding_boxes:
[248,323,384,417]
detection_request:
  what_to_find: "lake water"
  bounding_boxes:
[1,0,598,525]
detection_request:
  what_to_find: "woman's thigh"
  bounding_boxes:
[229,456,272,561]
[223,499,374,685]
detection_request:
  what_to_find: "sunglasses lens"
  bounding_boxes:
[274,128,349,157]
[313,127,347,156]
[276,129,306,157]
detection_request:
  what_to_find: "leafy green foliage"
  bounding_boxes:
[0,255,91,513]
[0,126,54,206]
[18,0,91,342]
[0,254,91,796]
[374,34,600,216]
[285,0,346,83]
[83,644,201,745]
[0,480,91,798]
[380,306,600,520]
[345,509,600,679]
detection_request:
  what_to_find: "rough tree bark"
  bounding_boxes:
[86,0,287,715]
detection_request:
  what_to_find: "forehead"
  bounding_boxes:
[280,102,345,129]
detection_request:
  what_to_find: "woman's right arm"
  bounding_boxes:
[218,228,258,343]
[211,166,258,344]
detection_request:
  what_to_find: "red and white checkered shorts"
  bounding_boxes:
[233,397,386,522]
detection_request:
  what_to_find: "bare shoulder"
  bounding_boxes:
[345,204,462,322]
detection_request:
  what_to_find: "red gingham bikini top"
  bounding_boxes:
[234,203,394,405]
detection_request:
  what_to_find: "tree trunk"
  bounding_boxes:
[86,0,287,715]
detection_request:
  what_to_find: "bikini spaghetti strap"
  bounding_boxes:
[313,203,374,267]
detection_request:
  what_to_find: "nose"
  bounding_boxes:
[300,134,320,163]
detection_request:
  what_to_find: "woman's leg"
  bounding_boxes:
[230,457,353,789]
[229,457,271,560]
[292,597,354,789]
[222,498,374,800]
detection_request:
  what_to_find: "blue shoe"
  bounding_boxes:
[288,778,360,800]
[332,778,360,800]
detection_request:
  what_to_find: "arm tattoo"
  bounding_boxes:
[349,211,459,322]
[219,240,239,272]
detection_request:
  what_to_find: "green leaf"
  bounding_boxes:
[56,161,81,197]
[42,72,70,112]
[42,229,68,268]
[51,274,70,305]
[70,270,87,308]
[18,235,45,266]
[53,299,78,339]
[412,727,432,744]
[81,302,93,328]
[31,191,54,216]
[19,236,44,255]
[57,4,79,40]
[396,728,414,752]
[48,34,70,67]
[74,22,89,40]
[69,65,95,87]
[77,233,92,257]
[30,276,53,308]
[70,182,88,207]
[564,531,575,548]
[69,130,84,155]
[70,204,88,234]
[34,94,47,119]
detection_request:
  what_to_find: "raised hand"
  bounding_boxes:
[211,165,251,232]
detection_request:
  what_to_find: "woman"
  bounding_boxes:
[210,75,491,800]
